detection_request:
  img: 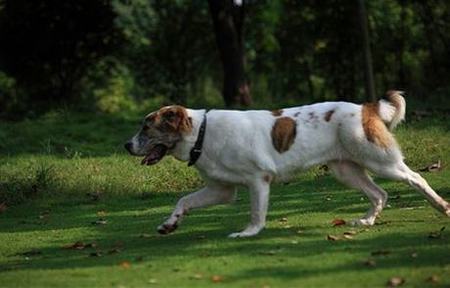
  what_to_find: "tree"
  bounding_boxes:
[208,0,251,107]
[357,0,376,102]
[0,0,122,107]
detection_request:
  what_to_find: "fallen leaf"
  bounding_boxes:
[96,210,107,217]
[344,230,357,236]
[148,279,157,284]
[332,219,346,226]
[85,242,97,248]
[343,234,354,240]
[290,240,298,244]
[63,241,86,250]
[119,261,131,269]
[91,219,107,225]
[139,233,152,238]
[279,217,288,223]
[428,226,445,239]
[363,259,376,267]
[426,275,439,284]
[191,273,203,280]
[38,210,50,219]
[108,248,121,254]
[211,275,223,283]
[419,160,441,172]
[63,241,96,250]
[0,202,7,213]
[327,234,340,241]
[371,250,391,256]
[89,251,102,257]
[387,277,405,287]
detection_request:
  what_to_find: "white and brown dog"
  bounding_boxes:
[125,91,450,238]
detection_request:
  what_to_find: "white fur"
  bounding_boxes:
[157,95,449,237]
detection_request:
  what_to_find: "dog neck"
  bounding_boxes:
[170,109,207,163]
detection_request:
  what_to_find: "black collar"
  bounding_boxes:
[187,112,207,166]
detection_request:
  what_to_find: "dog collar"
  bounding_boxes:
[188,112,207,166]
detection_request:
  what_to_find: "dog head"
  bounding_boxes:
[125,105,192,165]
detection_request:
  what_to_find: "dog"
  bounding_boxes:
[125,91,450,237]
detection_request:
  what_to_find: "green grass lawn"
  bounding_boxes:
[0,110,449,287]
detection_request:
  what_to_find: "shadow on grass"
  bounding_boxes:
[1,176,449,279]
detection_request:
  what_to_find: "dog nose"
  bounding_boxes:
[124,142,133,153]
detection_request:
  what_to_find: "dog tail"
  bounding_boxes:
[378,90,406,131]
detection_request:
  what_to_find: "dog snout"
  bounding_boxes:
[124,141,133,154]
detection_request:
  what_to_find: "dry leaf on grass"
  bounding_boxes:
[387,277,405,287]
[191,273,203,280]
[279,217,288,223]
[428,226,445,239]
[419,160,442,172]
[327,234,340,241]
[211,275,223,283]
[96,210,107,217]
[89,251,102,257]
[331,219,346,226]
[119,261,131,269]
[426,275,440,284]
[363,259,376,267]
[91,219,107,225]
[63,241,97,250]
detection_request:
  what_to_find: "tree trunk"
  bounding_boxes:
[357,0,376,102]
[208,0,251,107]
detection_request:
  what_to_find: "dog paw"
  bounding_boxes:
[157,223,178,235]
[350,218,375,226]
[228,226,263,238]
[228,231,256,238]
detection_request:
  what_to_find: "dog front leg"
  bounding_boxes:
[157,184,236,235]
[229,181,270,238]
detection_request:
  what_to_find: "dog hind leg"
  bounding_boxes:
[367,161,450,216]
[328,160,388,226]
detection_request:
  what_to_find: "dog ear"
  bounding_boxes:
[161,107,192,134]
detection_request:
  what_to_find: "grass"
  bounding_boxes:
[0,109,449,287]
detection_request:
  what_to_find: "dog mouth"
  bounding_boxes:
[141,144,168,165]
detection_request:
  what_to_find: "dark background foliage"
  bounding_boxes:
[0,0,449,119]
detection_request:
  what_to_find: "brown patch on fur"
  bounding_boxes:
[324,110,335,122]
[271,117,297,153]
[157,106,193,134]
[263,174,272,183]
[272,109,283,117]
[361,103,391,148]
